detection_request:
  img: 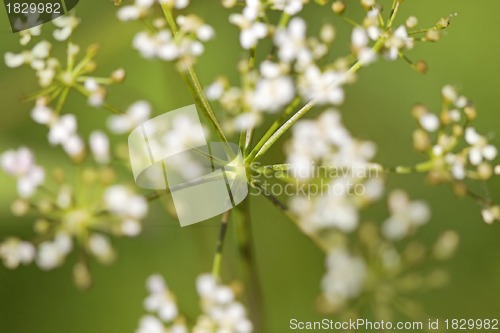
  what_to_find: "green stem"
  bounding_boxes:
[234,197,264,333]
[339,14,361,28]
[55,87,70,114]
[408,28,433,36]
[240,47,257,155]
[246,97,301,162]
[387,0,401,29]
[211,210,231,279]
[161,3,228,145]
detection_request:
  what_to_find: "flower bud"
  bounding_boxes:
[464,105,477,121]
[331,1,346,14]
[425,29,440,42]
[477,163,493,180]
[406,16,418,29]
[482,206,500,224]
[361,0,375,9]
[111,68,126,83]
[413,129,431,152]
[11,199,29,216]
[73,262,92,290]
[34,219,50,234]
[411,104,428,119]
[435,17,450,30]
[415,60,427,74]
[433,230,459,260]
[222,0,237,8]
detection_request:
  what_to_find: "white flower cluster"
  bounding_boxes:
[287,110,383,233]
[36,232,74,270]
[0,238,35,269]
[5,14,125,117]
[0,181,148,274]
[382,190,431,241]
[321,248,366,308]
[105,185,148,237]
[31,99,85,159]
[412,86,499,182]
[270,0,307,16]
[208,17,339,132]
[5,15,82,87]
[409,86,500,224]
[193,274,253,333]
[0,147,45,198]
[319,222,458,313]
[351,8,381,64]
[350,5,417,62]
[229,0,267,50]
[0,145,148,287]
[108,100,151,134]
[136,274,253,333]
[136,274,187,333]
[5,40,57,87]
[31,98,114,162]
[118,0,214,66]
[13,13,79,46]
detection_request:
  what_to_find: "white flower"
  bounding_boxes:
[108,100,151,134]
[4,40,51,68]
[144,274,179,322]
[465,127,498,166]
[229,14,267,49]
[384,26,414,61]
[233,112,262,131]
[48,114,84,157]
[31,100,56,125]
[298,65,345,105]
[136,315,165,333]
[52,15,80,41]
[321,249,366,306]
[481,206,500,224]
[351,27,377,65]
[442,85,458,103]
[14,14,42,45]
[88,234,115,264]
[36,233,73,270]
[90,131,110,164]
[274,17,312,68]
[205,80,225,101]
[4,52,26,68]
[117,0,155,21]
[159,0,189,9]
[130,17,211,61]
[291,191,359,233]
[104,185,148,220]
[0,238,35,269]
[382,190,431,240]
[194,274,252,333]
[84,78,106,107]
[1,147,45,197]
[251,61,294,112]
[270,0,305,15]
[419,113,440,132]
[352,27,369,48]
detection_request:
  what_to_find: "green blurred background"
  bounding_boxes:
[0,0,500,332]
